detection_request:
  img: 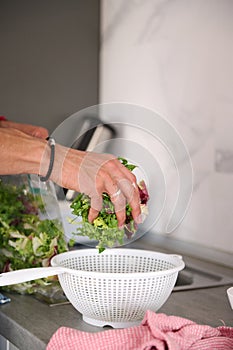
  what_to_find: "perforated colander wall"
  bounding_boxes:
[59,253,175,273]
[52,249,184,327]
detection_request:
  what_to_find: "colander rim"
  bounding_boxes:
[51,248,185,278]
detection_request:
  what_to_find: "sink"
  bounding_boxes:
[126,236,233,292]
[174,262,233,291]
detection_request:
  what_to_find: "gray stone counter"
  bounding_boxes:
[0,238,233,350]
[1,284,232,350]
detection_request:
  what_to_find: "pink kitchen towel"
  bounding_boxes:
[47,310,233,350]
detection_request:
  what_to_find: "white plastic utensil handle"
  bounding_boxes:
[0,266,68,286]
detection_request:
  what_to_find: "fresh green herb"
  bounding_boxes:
[118,157,137,172]
[70,193,126,253]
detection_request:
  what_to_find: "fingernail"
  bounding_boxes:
[135,213,146,224]
[135,215,142,224]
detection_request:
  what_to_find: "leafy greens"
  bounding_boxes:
[70,158,149,253]
[0,179,67,294]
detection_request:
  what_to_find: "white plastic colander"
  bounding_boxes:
[0,248,184,328]
[51,249,185,328]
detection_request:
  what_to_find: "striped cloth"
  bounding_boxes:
[47,311,233,350]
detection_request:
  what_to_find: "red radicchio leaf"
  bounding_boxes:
[3,261,11,273]
[138,180,149,205]
[125,221,138,239]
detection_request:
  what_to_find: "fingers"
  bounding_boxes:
[110,189,126,227]
[108,159,141,223]
[88,195,103,223]
[76,152,142,227]
[31,126,49,139]
[1,121,49,139]
[98,158,141,226]
[117,178,141,224]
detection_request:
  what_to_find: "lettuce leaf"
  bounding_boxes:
[70,158,149,253]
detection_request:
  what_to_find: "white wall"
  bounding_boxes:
[100,0,233,255]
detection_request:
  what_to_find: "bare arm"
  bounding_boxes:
[0,127,48,176]
[0,126,141,226]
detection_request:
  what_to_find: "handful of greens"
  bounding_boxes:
[70,158,149,253]
[0,179,67,294]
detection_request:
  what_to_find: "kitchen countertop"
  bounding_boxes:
[0,237,232,350]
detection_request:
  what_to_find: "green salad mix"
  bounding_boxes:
[70,158,149,253]
[0,179,67,294]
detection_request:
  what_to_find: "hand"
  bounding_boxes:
[0,120,49,139]
[48,146,142,227]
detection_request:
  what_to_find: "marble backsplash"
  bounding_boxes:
[99,0,233,255]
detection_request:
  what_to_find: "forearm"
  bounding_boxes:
[0,127,48,176]
[0,127,84,187]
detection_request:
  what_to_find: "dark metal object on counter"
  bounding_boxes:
[70,117,116,152]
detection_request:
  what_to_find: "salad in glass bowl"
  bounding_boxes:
[0,175,68,296]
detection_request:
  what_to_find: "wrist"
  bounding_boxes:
[49,145,84,191]
[23,138,49,176]
[39,138,55,182]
